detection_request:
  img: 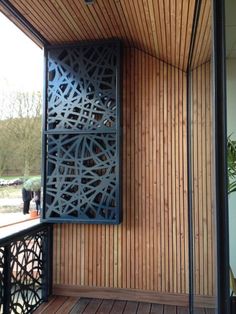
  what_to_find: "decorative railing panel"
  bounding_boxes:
[0,224,52,314]
[0,248,4,312]
[43,40,121,224]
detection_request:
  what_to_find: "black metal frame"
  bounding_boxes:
[187,1,230,313]
[42,39,122,224]
[186,1,202,313]
[0,224,53,314]
[213,0,230,313]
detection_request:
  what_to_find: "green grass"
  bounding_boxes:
[0,185,23,214]
[0,205,21,213]
[0,185,23,198]
[0,175,39,180]
[0,176,21,180]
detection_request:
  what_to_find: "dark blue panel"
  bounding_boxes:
[47,44,117,132]
[45,134,118,222]
[42,40,121,224]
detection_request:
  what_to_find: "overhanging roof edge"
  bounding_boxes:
[0,0,49,47]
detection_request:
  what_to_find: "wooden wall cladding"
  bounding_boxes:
[191,62,215,297]
[53,47,190,295]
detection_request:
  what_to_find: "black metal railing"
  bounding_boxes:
[0,223,52,314]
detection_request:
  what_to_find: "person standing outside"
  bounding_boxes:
[34,189,41,215]
[22,187,33,215]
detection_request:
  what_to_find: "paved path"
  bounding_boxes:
[0,212,28,227]
[0,197,37,227]
[0,197,22,206]
[0,215,40,239]
[0,192,40,236]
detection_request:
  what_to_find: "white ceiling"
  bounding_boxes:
[225,0,236,58]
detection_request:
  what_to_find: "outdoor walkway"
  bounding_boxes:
[34,296,215,314]
[0,214,40,239]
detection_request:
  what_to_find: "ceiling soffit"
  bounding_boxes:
[191,0,212,69]
[0,0,212,71]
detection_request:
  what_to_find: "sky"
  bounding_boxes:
[0,12,43,92]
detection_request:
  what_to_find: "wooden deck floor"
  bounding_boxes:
[34,296,215,314]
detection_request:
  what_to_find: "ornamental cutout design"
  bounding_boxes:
[43,41,121,224]
[0,248,4,313]
[0,227,49,314]
[47,44,117,132]
[8,232,45,313]
[46,134,117,221]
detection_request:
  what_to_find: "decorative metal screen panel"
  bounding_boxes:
[0,248,4,313]
[0,225,51,314]
[43,40,121,223]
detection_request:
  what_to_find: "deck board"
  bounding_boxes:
[176,306,189,314]
[136,302,152,313]
[82,299,103,313]
[123,301,139,313]
[96,299,115,313]
[56,297,78,314]
[150,303,164,313]
[164,305,177,314]
[35,296,215,313]
[34,297,55,313]
[110,300,127,313]
[41,296,68,314]
[69,298,91,314]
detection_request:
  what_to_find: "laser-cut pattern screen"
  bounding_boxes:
[42,41,121,224]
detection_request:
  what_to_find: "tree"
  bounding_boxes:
[0,90,42,176]
[0,121,13,176]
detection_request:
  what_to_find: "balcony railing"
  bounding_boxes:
[0,223,52,314]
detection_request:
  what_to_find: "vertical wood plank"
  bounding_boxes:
[141,50,146,290]
[138,50,143,290]
[51,49,214,300]
[130,47,135,289]
[134,47,139,289]
[191,62,214,297]
[182,71,189,293]
[172,66,177,293]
